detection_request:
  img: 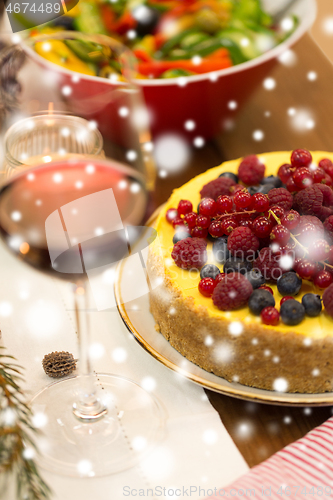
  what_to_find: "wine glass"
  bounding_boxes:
[0,33,163,477]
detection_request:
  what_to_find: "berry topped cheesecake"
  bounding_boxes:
[147,150,333,394]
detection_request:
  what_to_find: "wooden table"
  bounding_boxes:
[152,34,333,468]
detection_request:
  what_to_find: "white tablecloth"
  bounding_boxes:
[1,244,249,499]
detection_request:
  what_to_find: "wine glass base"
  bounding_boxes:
[30,374,165,477]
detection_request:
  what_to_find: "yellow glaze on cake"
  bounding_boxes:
[150,151,333,340]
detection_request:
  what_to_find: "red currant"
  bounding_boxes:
[296,260,317,280]
[177,199,193,216]
[191,226,208,238]
[280,296,294,305]
[230,184,243,195]
[293,167,313,189]
[198,278,216,297]
[234,190,252,209]
[314,270,333,289]
[196,214,211,229]
[325,165,333,179]
[258,285,274,295]
[319,158,333,172]
[215,273,226,285]
[261,306,280,326]
[286,176,299,193]
[270,225,290,246]
[184,211,197,228]
[323,174,333,187]
[313,167,326,184]
[222,218,238,235]
[239,218,254,231]
[166,208,178,224]
[298,223,317,245]
[281,210,301,230]
[278,164,293,183]
[216,195,233,213]
[308,239,330,261]
[253,216,273,238]
[291,149,312,168]
[327,246,333,265]
[172,217,186,229]
[199,198,217,217]
[267,205,285,224]
[209,221,224,238]
[252,193,270,212]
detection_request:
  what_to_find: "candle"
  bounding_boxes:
[4,112,104,178]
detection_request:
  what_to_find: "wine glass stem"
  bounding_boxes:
[73,283,107,422]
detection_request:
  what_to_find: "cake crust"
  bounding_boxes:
[148,250,333,394]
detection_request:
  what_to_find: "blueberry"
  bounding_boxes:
[219,171,238,183]
[257,183,276,194]
[173,231,191,244]
[223,257,253,275]
[277,272,302,296]
[260,175,282,188]
[301,293,322,317]
[280,299,305,325]
[213,237,229,263]
[247,186,262,196]
[248,289,275,315]
[244,269,266,289]
[200,264,220,280]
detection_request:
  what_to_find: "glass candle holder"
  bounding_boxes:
[4,112,104,178]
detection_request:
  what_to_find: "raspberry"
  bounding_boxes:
[212,273,253,311]
[295,215,324,236]
[268,188,293,211]
[293,185,333,221]
[200,177,236,200]
[253,247,285,281]
[261,306,280,326]
[171,237,207,270]
[227,226,259,257]
[238,155,265,185]
[323,283,333,317]
[324,215,333,242]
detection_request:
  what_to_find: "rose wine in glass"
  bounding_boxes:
[0,159,164,477]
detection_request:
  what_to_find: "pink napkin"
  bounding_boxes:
[206,417,333,499]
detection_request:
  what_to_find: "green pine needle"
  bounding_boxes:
[0,347,52,500]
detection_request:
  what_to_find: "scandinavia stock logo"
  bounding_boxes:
[45,188,158,311]
[4,0,80,33]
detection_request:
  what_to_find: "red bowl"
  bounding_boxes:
[23,0,316,142]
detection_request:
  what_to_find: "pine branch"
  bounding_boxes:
[0,347,52,500]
